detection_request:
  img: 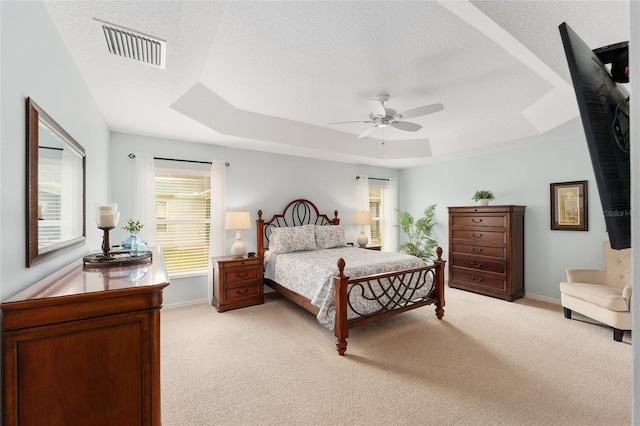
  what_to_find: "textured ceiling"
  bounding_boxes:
[43,1,630,168]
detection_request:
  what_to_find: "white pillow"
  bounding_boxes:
[315,224,346,250]
[269,225,316,253]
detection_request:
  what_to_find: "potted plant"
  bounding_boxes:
[121,218,148,254]
[395,204,438,263]
[472,190,495,206]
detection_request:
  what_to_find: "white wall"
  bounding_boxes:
[400,131,608,300]
[109,132,400,305]
[0,1,110,300]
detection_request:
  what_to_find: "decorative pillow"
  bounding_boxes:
[315,224,346,250]
[269,224,316,253]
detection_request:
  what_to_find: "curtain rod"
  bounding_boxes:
[128,153,229,167]
[356,176,390,182]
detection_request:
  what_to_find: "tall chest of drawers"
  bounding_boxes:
[448,205,526,301]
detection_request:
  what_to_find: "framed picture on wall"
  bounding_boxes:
[550,180,588,231]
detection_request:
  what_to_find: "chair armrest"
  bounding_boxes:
[565,269,607,284]
[622,284,632,310]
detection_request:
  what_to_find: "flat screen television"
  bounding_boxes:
[559,22,630,249]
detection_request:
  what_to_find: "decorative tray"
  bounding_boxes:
[82,250,152,267]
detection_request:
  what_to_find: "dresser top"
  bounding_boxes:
[448,205,526,213]
[3,247,169,304]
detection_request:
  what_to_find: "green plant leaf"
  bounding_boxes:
[395,204,438,262]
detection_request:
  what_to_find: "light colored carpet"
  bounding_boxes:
[160,287,631,425]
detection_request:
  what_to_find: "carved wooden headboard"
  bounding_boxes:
[256,199,340,256]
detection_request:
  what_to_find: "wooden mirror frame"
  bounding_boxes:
[26,98,86,267]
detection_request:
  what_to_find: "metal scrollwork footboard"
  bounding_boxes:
[333,247,446,356]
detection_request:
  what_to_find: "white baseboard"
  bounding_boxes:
[164,298,209,310]
[524,293,561,305]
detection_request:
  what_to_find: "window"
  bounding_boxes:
[155,168,211,275]
[369,186,384,246]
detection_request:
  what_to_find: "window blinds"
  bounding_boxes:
[155,169,211,274]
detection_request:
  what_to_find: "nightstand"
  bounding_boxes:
[211,255,264,312]
[364,245,382,251]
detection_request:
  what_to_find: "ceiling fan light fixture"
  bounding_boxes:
[330,94,444,139]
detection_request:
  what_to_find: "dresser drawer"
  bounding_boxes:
[224,267,261,284]
[451,243,505,258]
[451,229,505,244]
[225,284,259,301]
[450,215,505,228]
[450,269,506,291]
[451,254,505,274]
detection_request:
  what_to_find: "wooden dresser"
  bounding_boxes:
[211,255,264,312]
[448,205,525,301]
[1,248,169,425]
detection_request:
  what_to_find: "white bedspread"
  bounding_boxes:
[264,247,428,329]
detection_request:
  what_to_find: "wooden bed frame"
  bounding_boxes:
[257,199,446,356]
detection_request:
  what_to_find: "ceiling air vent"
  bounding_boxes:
[94,19,166,69]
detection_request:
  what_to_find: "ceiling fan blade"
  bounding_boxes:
[366,99,386,117]
[396,103,444,120]
[358,125,379,139]
[390,121,422,132]
[328,120,372,125]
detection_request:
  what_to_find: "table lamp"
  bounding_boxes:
[353,211,372,248]
[225,211,251,256]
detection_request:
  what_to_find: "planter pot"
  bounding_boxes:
[476,199,490,206]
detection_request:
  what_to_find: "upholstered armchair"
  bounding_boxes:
[559,241,631,342]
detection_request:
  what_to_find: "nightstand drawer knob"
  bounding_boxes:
[472,218,483,223]
[472,233,483,238]
[470,261,483,268]
[470,276,483,282]
[472,247,483,253]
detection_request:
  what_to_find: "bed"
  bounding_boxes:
[257,199,446,356]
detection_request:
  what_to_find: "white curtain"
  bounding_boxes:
[208,160,226,303]
[383,178,398,252]
[60,146,83,240]
[356,175,371,243]
[134,153,157,246]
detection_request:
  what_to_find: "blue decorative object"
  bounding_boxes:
[121,231,148,255]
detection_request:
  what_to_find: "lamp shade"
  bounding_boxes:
[225,211,251,230]
[353,211,372,226]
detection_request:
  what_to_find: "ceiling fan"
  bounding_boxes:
[329,94,444,138]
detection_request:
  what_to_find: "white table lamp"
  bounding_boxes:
[353,211,372,248]
[225,211,252,256]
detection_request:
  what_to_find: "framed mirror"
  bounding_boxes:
[26,98,86,267]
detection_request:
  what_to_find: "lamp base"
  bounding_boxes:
[230,230,246,257]
[357,231,368,249]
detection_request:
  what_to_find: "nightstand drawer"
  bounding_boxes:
[218,258,262,269]
[224,267,260,284]
[225,284,259,301]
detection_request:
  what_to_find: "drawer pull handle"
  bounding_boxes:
[470,261,483,268]
[470,276,483,282]
[236,272,249,279]
[472,219,483,223]
[472,233,483,238]
[472,247,483,253]
[237,288,249,295]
